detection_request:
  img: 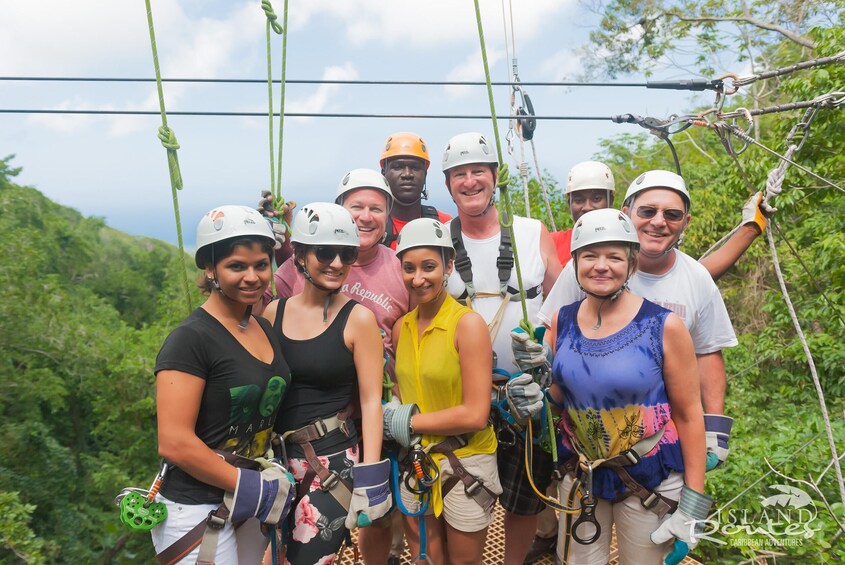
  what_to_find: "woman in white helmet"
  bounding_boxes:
[262,202,390,564]
[152,206,295,564]
[507,208,708,565]
[391,217,501,565]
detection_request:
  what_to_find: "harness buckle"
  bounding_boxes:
[641,492,660,510]
[321,471,340,491]
[464,477,484,497]
[339,418,350,437]
[622,449,641,465]
[205,509,226,530]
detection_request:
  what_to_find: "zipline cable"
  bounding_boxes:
[0,108,611,120]
[143,0,192,313]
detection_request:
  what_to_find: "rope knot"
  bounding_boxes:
[157,125,183,190]
[262,0,284,34]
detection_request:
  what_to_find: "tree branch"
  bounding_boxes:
[665,12,817,49]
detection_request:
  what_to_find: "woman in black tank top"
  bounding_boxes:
[262,203,389,564]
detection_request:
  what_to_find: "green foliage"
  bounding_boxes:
[503,166,570,230]
[0,166,198,563]
[582,0,842,78]
[587,19,845,563]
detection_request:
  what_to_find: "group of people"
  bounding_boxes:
[150,129,771,564]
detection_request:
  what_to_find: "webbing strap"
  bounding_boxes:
[450,217,514,302]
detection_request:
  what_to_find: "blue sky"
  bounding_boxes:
[1,0,712,247]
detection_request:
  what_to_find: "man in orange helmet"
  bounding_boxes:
[380,132,452,249]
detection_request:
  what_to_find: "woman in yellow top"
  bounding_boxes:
[390,217,501,565]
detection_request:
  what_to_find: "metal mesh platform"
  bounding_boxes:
[338,503,702,564]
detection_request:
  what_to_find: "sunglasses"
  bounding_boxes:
[313,245,359,265]
[635,206,686,222]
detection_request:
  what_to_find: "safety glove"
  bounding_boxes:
[258,191,296,249]
[650,485,713,565]
[741,192,776,234]
[346,458,393,529]
[505,373,545,425]
[224,464,295,525]
[704,414,733,471]
[510,326,551,373]
[383,401,422,448]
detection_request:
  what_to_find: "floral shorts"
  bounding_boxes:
[284,444,358,565]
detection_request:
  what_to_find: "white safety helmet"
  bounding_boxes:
[395,218,456,260]
[566,161,615,194]
[571,208,640,255]
[441,132,498,172]
[195,205,276,268]
[624,170,691,210]
[290,202,359,247]
[335,168,394,212]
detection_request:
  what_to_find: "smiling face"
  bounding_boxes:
[446,163,496,216]
[574,243,635,297]
[296,245,352,291]
[401,247,452,305]
[205,242,272,304]
[383,157,427,205]
[624,188,690,258]
[341,188,389,251]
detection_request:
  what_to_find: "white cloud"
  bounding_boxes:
[539,49,583,81]
[287,63,359,120]
[286,0,571,49]
[444,48,503,99]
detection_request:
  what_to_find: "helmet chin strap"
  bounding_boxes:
[211,276,253,330]
[302,269,340,323]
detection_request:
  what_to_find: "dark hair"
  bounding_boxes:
[196,236,274,293]
[292,242,308,274]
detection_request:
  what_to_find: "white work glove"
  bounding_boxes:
[510,327,552,373]
[382,402,421,448]
[704,414,733,471]
[345,459,392,529]
[224,465,296,525]
[741,192,775,234]
[651,485,713,565]
[504,373,545,425]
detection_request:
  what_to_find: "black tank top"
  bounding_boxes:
[273,298,359,457]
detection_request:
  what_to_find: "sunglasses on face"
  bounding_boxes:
[635,206,686,222]
[313,246,359,265]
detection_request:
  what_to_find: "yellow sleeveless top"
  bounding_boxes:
[395,294,497,516]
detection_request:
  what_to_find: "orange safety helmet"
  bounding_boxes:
[380,132,431,169]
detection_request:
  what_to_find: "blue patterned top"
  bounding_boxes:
[552,299,684,500]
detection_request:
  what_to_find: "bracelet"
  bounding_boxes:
[545,389,565,410]
[409,415,415,436]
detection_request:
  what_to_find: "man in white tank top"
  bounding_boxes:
[441,132,561,565]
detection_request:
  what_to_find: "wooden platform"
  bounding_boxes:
[338,503,703,564]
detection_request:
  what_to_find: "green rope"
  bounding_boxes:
[145,0,192,312]
[473,0,529,326]
[262,0,288,205]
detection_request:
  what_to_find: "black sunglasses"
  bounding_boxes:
[635,206,686,222]
[313,245,359,265]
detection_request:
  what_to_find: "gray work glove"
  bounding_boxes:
[383,401,421,448]
[504,373,545,425]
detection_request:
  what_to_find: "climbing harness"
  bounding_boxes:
[115,461,169,531]
[390,446,436,564]
[143,0,191,312]
[280,403,355,510]
[147,450,286,565]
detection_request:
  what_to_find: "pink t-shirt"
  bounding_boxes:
[267,245,410,378]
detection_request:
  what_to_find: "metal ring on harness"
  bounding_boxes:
[571,494,601,545]
[404,446,440,495]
